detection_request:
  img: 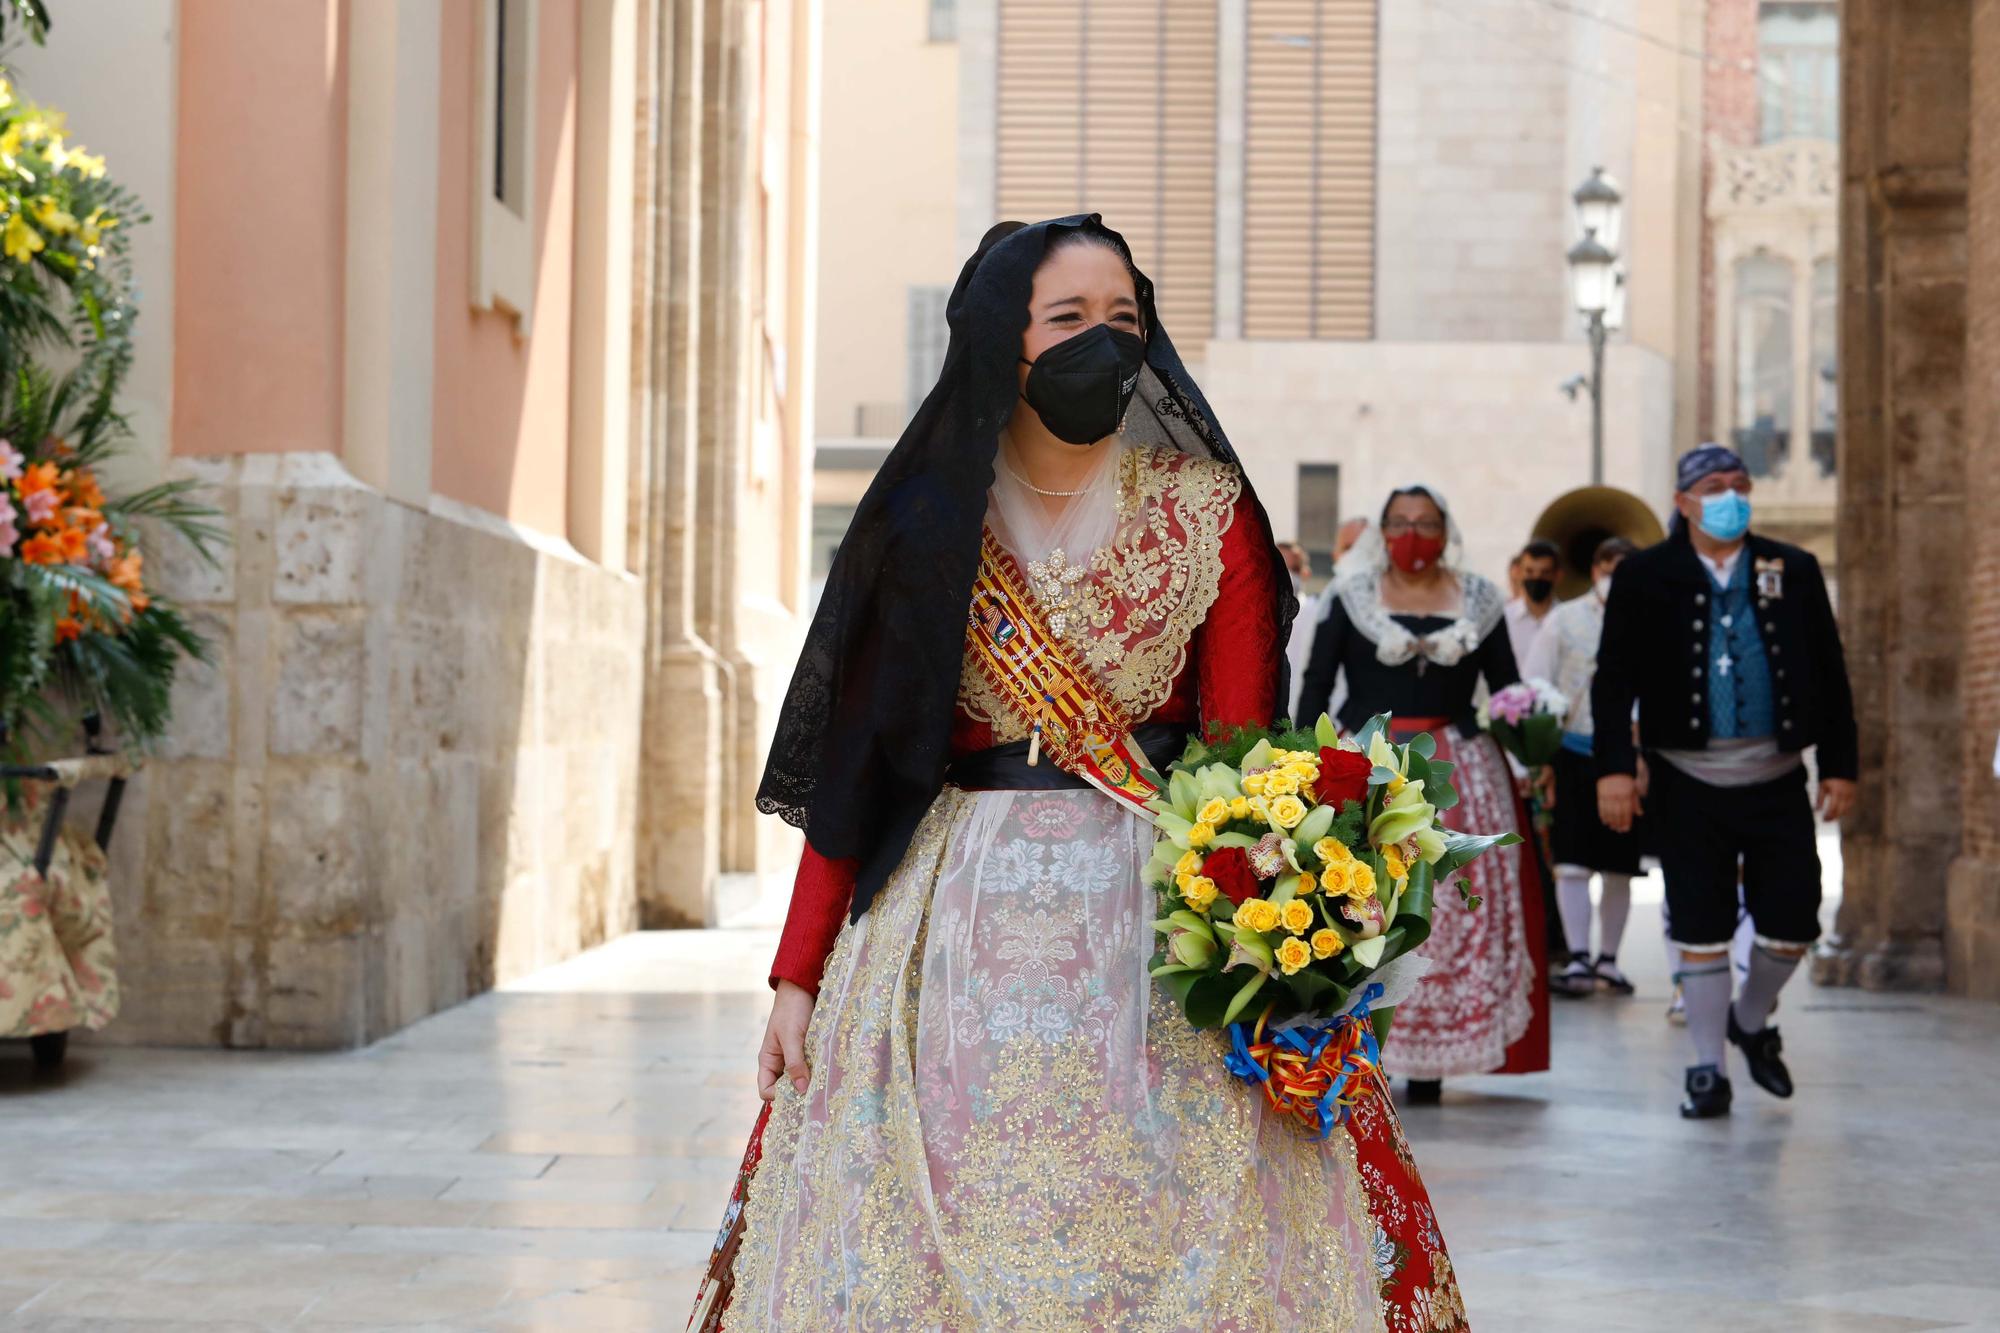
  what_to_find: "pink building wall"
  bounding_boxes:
[430,0,580,539]
[171,1,347,458]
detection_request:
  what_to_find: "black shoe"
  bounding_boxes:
[1592,953,1635,995]
[1679,1064,1732,1119]
[1728,1006,1794,1098]
[1405,1078,1442,1106]
[1550,953,1595,998]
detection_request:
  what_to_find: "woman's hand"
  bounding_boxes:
[757,980,817,1102]
[1597,774,1641,833]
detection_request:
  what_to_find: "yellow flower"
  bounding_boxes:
[30,196,75,236]
[1175,849,1204,879]
[1182,877,1219,912]
[1247,796,1272,821]
[1314,837,1354,865]
[1265,771,1300,797]
[1236,898,1281,933]
[1384,845,1408,882]
[0,123,17,162]
[79,207,117,248]
[1228,796,1252,821]
[1187,822,1215,848]
[1267,749,1293,763]
[1387,773,1407,797]
[1270,794,1308,829]
[1175,871,1196,893]
[1197,797,1230,827]
[1347,862,1378,898]
[1281,899,1315,934]
[1296,870,1318,895]
[4,213,43,263]
[1241,771,1268,796]
[1311,928,1346,960]
[67,150,106,179]
[1318,861,1351,895]
[1285,760,1319,782]
[1276,936,1312,974]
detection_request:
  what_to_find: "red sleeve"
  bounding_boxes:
[1193,490,1283,737]
[770,843,856,994]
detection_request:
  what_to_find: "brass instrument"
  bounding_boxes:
[1530,485,1666,599]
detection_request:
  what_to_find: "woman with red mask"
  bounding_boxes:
[1297,484,1551,1102]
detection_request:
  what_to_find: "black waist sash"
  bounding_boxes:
[945,722,1189,793]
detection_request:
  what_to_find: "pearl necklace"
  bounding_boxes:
[1000,456,1102,498]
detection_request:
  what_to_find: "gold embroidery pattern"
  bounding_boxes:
[959,447,1242,742]
[730,789,1386,1332]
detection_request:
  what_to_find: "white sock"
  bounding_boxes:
[1556,868,1593,958]
[1662,903,1681,981]
[1682,960,1732,1068]
[1597,873,1632,962]
[1734,945,1800,1032]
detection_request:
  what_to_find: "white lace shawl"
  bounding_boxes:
[1334,567,1507,669]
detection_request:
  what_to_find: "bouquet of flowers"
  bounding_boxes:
[1482,679,1569,769]
[1145,714,1519,1136]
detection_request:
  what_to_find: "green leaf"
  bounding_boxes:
[1183,972,1244,1029]
[1409,730,1437,760]
[1433,828,1523,875]
[1221,970,1272,1026]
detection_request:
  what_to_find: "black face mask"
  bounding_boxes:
[1018,323,1147,445]
[1523,577,1555,603]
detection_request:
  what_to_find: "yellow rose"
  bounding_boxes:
[1197,797,1231,827]
[1296,870,1318,895]
[1228,796,1253,821]
[1314,836,1354,865]
[1267,749,1293,763]
[1384,845,1408,882]
[1318,861,1351,895]
[1281,899,1315,934]
[1241,772,1268,796]
[1236,898,1280,933]
[1270,794,1308,829]
[1182,877,1219,912]
[1276,936,1312,975]
[1175,849,1204,878]
[1265,771,1300,797]
[1311,928,1346,960]
[1248,796,1272,821]
[1285,761,1318,782]
[1175,871,1195,893]
[1347,863,1378,898]
[1188,822,1215,847]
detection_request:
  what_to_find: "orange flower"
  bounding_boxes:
[67,469,104,509]
[54,615,83,642]
[108,549,143,592]
[18,531,63,564]
[128,589,150,616]
[15,460,58,495]
[54,524,88,563]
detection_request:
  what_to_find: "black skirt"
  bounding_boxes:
[1550,745,1644,876]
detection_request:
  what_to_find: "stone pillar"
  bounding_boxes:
[635,0,726,926]
[1814,0,1970,992]
[1945,0,2000,999]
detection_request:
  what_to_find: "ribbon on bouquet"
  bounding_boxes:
[1223,982,1387,1140]
[964,528,1162,816]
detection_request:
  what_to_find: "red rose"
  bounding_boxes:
[1203,845,1261,906]
[1315,746,1375,810]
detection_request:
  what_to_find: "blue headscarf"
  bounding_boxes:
[1676,442,1746,494]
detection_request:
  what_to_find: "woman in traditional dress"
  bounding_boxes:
[704,218,1470,1332]
[1296,486,1550,1103]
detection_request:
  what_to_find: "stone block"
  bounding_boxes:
[160,609,234,761]
[272,483,372,606]
[263,933,368,1049]
[138,760,235,927]
[270,610,366,757]
[264,762,370,934]
[86,931,232,1047]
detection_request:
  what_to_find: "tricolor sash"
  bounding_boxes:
[964,529,1164,816]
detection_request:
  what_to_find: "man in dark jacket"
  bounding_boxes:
[1594,444,1857,1119]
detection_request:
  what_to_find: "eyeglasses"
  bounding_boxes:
[1381,518,1446,538]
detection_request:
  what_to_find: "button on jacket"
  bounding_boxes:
[1591,526,1857,782]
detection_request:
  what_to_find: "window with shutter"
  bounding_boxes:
[1244,0,1375,339]
[995,0,1219,340]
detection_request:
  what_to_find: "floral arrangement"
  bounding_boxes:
[1145,714,1519,1136]
[1482,678,1569,769]
[0,72,216,764]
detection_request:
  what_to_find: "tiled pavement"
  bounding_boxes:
[2,870,1997,1331]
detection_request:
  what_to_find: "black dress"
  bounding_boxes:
[1297,602,1521,738]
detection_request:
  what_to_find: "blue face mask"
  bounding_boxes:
[1696,490,1752,542]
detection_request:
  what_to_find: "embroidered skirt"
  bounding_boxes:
[726,787,1468,1332]
[1378,729,1548,1080]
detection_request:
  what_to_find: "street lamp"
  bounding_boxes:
[1566,168,1624,486]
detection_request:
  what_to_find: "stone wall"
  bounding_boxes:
[1944,0,2000,999]
[1816,0,1971,994]
[101,454,645,1048]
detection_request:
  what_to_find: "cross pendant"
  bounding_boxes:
[1717,653,1734,677]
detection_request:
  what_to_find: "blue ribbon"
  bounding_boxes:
[1222,981,1391,1141]
[1224,1021,1268,1083]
